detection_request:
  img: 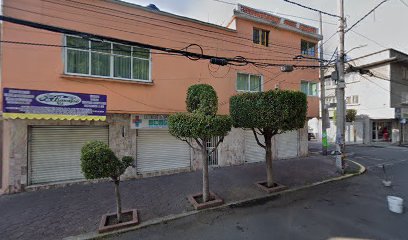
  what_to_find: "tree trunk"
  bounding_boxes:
[114,179,122,223]
[201,138,210,202]
[264,134,274,188]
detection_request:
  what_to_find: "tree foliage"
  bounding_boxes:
[230,90,308,133]
[169,84,232,140]
[168,84,232,203]
[80,141,134,222]
[346,109,357,122]
[186,84,218,115]
[80,140,133,180]
[169,113,231,140]
[230,89,308,188]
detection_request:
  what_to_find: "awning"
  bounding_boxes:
[3,113,106,121]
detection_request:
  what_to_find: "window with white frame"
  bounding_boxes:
[346,95,359,105]
[236,73,262,92]
[65,35,151,81]
[301,81,318,96]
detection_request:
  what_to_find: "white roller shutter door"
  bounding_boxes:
[277,130,299,159]
[30,126,109,185]
[137,129,191,173]
[244,130,265,163]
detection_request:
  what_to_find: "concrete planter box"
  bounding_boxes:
[255,181,287,193]
[187,192,224,210]
[98,209,139,233]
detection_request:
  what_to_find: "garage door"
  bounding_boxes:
[244,130,265,163]
[30,126,109,185]
[277,130,299,159]
[136,129,191,173]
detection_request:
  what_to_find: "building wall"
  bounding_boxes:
[2,112,308,193]
[1,114,138,193]
[2,0,319,117]
[191,127,308,170]
[390,61,408,108]
[2,0,317,193]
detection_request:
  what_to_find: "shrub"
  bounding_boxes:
[81,141,134,222]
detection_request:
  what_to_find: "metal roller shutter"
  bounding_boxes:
[244,130,265,163]
[136,129,191,173]
[29,126,109,185]
[277,130,299,159]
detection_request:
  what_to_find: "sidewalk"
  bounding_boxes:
[0,155,340,240]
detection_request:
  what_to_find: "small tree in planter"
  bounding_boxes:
[80,141,137,233]
[168,84,232,209]
[230,90,307,192]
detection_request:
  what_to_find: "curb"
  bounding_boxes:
[65,160,366,240]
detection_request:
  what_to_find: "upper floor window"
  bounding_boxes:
[325,79,336,88]
[402,67,408,80]
[325,96,336,104]
[301,81,318,96]
[253,28,269,47]
[346,95,359,105]
[301,40,316,57]
[237,73,262,92]
[65,35,151,82]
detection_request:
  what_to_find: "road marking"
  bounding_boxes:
[366,159,408,169]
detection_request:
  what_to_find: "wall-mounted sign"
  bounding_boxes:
[131,114,168,129]
[396,108,408,119]
[3,88,107,121]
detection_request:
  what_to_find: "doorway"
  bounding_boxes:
[207,137,219,166]
[372,121,392,142]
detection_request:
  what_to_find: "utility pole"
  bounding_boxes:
[336,0,346,172]
[319,11,328,156]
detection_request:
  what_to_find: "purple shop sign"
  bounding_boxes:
[3,88,107,117]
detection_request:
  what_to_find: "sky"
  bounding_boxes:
[123,0,407,60]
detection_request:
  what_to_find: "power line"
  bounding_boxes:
[345,0,389,33]
[207,0,337,25]
[0,40,182,56]
[400,0,408,7]
[282,0,341,18]
[0,16,325,69]
[5,3,324,61]
[41,0,310,55]
[322,30,338,46]
[3,4,304,60]
[209,0,236,6]
[349,29,388,49]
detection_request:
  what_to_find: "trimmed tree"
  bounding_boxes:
[346,109,357,122]
[230,90,307,188]
[168,84,232,203]
[81,141,134,222]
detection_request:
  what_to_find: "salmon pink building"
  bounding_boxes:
[0,0,321,193]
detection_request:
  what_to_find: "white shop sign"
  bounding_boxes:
[130,114,169,129]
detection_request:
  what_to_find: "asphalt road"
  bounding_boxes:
[109,143,408,240]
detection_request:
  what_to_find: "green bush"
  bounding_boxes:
[81,141,118,179]
[230,90,307,131]
[168,112,231,139]
[80,141,134,223]
[81,141,133,180]
[186,84,218,115]
[168,84,232,202]
[346,109,357,122]
[229,89,308,188]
